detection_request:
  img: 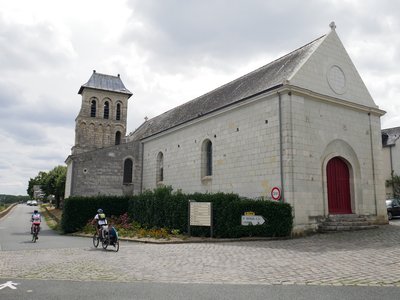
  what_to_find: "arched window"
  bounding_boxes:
[104,101,109,119]
[90,100,96,117]
[201,139,212,178]
[116,103,121,121]
[123,158,133,184]
[156,152,164,183]
[115,131,121,145]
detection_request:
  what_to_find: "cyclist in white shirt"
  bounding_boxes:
[93,209,108,239]
[31,210,41,235]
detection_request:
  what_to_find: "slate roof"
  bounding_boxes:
[78,71,132,97]
[382,126,400,147]
[129,35,326,141]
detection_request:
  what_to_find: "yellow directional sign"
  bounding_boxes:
[244,211,255,216]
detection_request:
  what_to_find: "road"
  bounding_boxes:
[0,204,88,251]
[1,204,400,299]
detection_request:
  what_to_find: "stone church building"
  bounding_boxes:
[65,24,387,233]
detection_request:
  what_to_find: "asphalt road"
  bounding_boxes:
[0,204,88,251]
[1,204,400,299]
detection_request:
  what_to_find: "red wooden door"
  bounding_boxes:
[327,157,352,214]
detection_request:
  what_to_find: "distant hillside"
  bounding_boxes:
[0,194,30,204]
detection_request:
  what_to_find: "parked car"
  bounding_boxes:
[27,200,32,206]
[386,198,400,220]
[31,200,38,206]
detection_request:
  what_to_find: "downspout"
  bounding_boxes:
[368,113,378,215]
[278,92,284,202]
[390,145,394,195]
[140,142,144,194]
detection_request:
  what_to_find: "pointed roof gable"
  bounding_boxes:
[129,36,325,140]
[289,26,376,108]
[78,71,133,97]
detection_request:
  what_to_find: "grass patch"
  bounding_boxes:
[40,205,62,232]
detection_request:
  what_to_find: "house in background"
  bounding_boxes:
[382,126,400,198]
[65,23,388,234]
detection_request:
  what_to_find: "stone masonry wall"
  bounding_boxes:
[69,140,141,197]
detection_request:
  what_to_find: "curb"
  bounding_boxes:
[42,205,60,223]
[69,232,289,244]
[0,203,18,219]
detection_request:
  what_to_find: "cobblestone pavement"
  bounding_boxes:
[2,225,400,287]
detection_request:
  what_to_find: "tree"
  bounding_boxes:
[42,166,67,208]
[27,166,67,208]
[27,171,48,198]
[386,172,400,198]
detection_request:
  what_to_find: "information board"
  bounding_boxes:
[189,202,212,226]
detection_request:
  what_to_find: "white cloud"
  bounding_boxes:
[0,0,399,194]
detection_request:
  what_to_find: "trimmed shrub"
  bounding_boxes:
[61,195,130,233]
[61,187,293,238]
[128,187,293,238]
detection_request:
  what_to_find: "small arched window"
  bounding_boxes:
[115,131,121,145]
[123,158,133,184]
[104,101,109,119]
[156,152,164,183]
[90,100,96,117]
[201,139,212,178]
[116,103,121,121]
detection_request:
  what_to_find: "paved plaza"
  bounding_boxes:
[2,224,400,287]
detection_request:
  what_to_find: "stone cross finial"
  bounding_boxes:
[329,21,336,30]
[144,116,148,122]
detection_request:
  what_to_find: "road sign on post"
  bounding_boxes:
[271,186,281,201]
[241,215,266,226]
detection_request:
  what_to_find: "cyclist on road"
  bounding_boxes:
[93,209,108,239]
[31,209,42,236]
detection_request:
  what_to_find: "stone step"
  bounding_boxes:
[319,224,378,232]
[318,214,378,233]
[321,221,373,227]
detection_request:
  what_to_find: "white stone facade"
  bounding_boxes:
[66,26,388,233]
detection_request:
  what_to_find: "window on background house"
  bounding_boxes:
[156,152,164,183]
[115,131,121,145]
[116,103,121,121]
[201,139,212,178]
[90,100,96,117]
[104,101,109,119]
[123,158,133,184]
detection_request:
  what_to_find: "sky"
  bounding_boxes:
[0,0,399,196]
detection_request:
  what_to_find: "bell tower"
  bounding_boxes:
[72,70,133,155]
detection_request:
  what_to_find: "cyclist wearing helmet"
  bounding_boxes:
[31,209,42,235]
[93,209,108,238]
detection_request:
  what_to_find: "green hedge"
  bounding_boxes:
[129,187,293,238]
[61,187,293,237]
[61,195,130,233]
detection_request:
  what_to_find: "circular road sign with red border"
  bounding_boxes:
[271,187,281,201]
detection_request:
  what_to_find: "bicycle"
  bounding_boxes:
[31,224,40,243]
[92,225,119,252]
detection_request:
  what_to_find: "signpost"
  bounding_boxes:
[188,201,213,237]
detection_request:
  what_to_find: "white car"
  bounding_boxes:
[31,200,38,206]
[27,200,32,206]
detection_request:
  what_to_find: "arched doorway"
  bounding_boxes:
[327,157,352,214]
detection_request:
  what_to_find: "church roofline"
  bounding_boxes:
[78,70,133,97]
[129,35,326,141]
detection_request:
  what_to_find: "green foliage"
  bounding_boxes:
[27,165,67,208]
[0,194,29,204]
[61,187,293,238]
[27,171,47,198]
[128,187,293,238]
[42,166,67,208]
[386,172,400,198]
[61,195,130,233]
